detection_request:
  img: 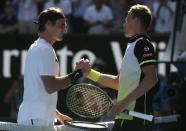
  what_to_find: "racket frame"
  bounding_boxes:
[64,120,108,129]
[66,83,112,118]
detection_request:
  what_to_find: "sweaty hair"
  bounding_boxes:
[128,4,152,29]
[34,7,65,32]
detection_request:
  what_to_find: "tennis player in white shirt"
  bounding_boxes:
[17,7,83,126]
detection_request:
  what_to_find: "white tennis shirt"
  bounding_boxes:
[116,34,156,120]
[17,38,59,124]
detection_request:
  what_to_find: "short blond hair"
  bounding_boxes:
[129,4,152,29]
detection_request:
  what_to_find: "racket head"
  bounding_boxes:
[66,83,112,119]
[64,121,108,129]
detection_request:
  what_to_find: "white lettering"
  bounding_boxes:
[57,46,73,75]
[3,50,19,78]
[110,41,123,72]
[21,50,27,76]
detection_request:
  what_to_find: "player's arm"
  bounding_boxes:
[96,73,119,90]
[39,49,82,94]
[41,70,82,94]
[79,59,119,90]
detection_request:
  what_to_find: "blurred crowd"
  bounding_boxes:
[0,0,176,35]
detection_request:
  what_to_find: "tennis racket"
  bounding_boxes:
[66,83,154,121]
[64,120,108,130]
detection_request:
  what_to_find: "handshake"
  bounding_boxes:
[68,58,101,83]
[75,58,92,76]
[68,59,90,82]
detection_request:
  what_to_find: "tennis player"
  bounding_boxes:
[78,4,158,130]
[17,7,83,126]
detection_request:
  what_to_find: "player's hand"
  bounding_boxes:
[57,114,72,125]
[108,100,128,118]
[75,59,91,76]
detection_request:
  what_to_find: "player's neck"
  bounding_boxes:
[39,32,55,45]
[132,29,147,37]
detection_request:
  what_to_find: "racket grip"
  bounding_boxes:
[124,110,154,122]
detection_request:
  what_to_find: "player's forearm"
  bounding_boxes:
[97,73,119,90]
[41,75,72,94]
[86,69,119,90]
[41,70,83,94]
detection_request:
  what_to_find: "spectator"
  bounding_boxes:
[152,0,176,34]
[152,75,173,116]
[83,0,113,34]
[175,13,186,77]
[138,0,153,7]
[105,0,141,34]
[44,0,72,33]
[3,76,23,120]
[0,2,18,34]
[16,0,40,34]
[108,0,129,34]
[153,72,183,115]
[37,0,45,13]
[152,72,183,131]
[71,0,92,33]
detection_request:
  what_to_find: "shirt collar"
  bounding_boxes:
[38,37,53,49]
[128,33,150,43]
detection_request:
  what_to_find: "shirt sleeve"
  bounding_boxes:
[134,39,156,68]
[38,48,57,76]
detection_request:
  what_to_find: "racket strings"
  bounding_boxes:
[66,84,111,118]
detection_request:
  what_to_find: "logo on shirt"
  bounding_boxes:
[143,53,153,57]
[144,46,149,52]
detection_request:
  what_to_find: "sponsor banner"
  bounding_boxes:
[0,34,169,79]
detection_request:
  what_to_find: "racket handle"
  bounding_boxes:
[125,110,154,122]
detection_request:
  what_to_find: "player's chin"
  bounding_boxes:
[124,32,131,38]
[56,38,63,41]
[56,35,63,41]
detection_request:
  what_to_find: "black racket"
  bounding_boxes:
[66,83,154,121]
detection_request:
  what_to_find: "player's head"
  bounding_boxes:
[123,4,152,37]
[35,7,67,41]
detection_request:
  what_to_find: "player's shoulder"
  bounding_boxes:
[135,35,153,49]
[30,39,53,55]
[137,37,152,46]
[133,35,155,53]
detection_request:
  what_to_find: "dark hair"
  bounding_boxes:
[128,4,152,29]
[34,7,65,32]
